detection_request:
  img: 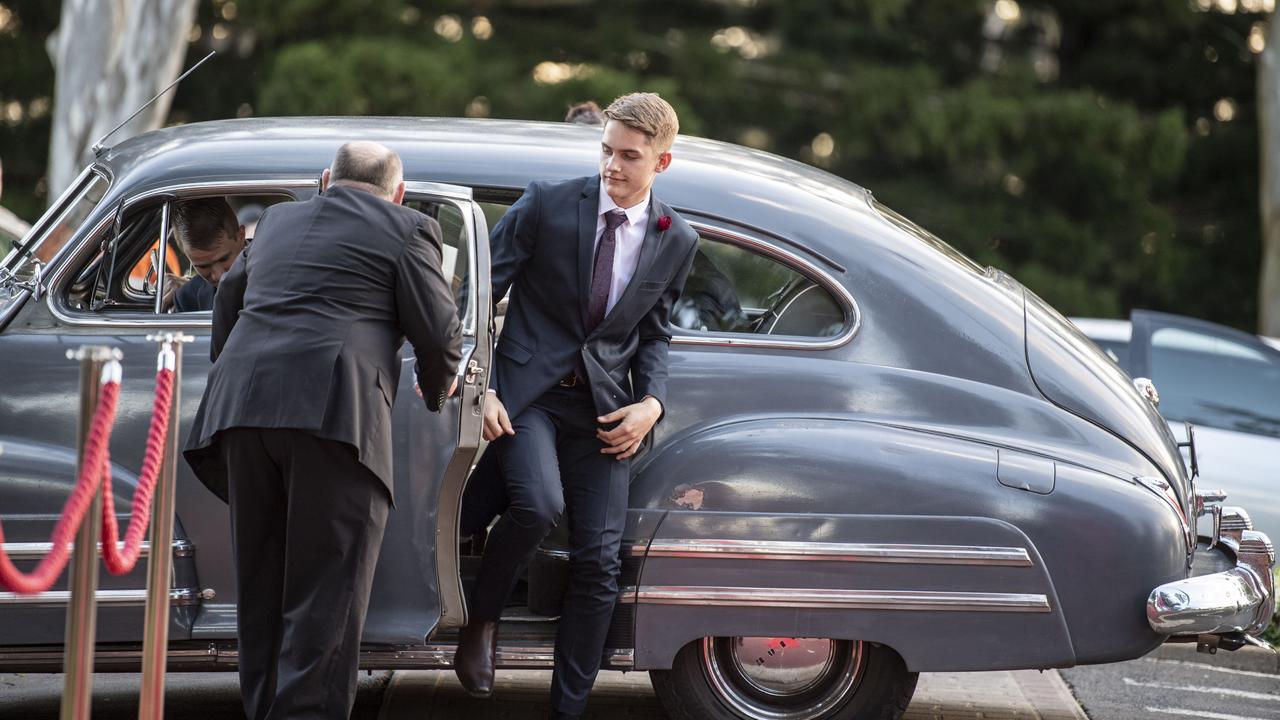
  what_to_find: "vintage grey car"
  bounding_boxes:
[0,118,1274,720]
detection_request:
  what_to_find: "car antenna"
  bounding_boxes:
[90,50,217,158]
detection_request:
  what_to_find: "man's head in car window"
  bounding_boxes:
[174,197,246,288]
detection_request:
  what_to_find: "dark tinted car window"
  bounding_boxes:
[672,238,844,337]
[1150,327,1280,438]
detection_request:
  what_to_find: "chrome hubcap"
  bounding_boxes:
[702,637,865,720]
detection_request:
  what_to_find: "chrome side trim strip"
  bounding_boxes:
[0,588,203,607]
[363,645,634,670]
[1,539,194,561]
[2,643,636,671]
[670,224,860,351]
[642,539,1033,566]
[620,585,1051,613]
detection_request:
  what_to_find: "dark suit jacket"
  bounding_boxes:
[489,175,698,422]
[173,274,214,312]
[183,185,464,502]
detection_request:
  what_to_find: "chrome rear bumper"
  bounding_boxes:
[1147,505,1275,638]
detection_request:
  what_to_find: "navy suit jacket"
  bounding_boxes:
[489,175,698,423]
[173,274,214,312]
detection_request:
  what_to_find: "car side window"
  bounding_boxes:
[673,237,845,338]
[404,197,472,325]
[474,197,845,339]
[1150,327,1280,438]
[63,193,292,316]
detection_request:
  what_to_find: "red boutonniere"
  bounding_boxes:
[657,215,672,232]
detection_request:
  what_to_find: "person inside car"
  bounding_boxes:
[169,197,247,312]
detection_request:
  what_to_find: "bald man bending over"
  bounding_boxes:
[185,141,463,719]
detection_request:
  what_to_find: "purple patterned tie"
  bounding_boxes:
[587,209,628,331]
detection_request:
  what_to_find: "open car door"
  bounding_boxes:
[360,182,491,644]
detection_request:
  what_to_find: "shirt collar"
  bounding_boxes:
[598,181,650,228]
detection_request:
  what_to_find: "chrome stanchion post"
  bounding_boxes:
[61,345,120,720]
[138,333,189,720]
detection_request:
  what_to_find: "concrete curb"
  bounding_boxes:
[905,669,1088,720]
[1148,642,1279,674]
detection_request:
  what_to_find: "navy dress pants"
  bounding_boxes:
[463,384,630,715]
[222,427,390,720]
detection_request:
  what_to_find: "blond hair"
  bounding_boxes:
[603,93,679,153]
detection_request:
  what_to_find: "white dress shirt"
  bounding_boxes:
[595,183,650,315]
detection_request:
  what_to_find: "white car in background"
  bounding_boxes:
[1073,310,1280,540]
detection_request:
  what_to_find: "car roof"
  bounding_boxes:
[100,117,883,253]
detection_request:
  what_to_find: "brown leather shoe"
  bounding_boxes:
[453,620,498,697]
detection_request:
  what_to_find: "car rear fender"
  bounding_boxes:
[626,417,1076,671]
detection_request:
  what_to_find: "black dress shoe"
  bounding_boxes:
[453,620,498,697]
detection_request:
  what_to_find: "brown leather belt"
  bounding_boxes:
[558,373,581,388]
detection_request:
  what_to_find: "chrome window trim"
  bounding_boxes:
[45,178,481,335]
[404,181,479,335]
[153,200,173,313]
[642,539,1033,566]
[403,180,474,201]
[672,223,860,351]
[619,585,1051,613]
[45,178,319,329]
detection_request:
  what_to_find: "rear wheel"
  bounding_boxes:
[650,637,917,720]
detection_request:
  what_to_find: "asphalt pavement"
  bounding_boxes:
[1061,645,1280,720]
[0,670,391,719]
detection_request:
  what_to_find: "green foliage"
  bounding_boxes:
[259,39,481,117]
[0,0,1268,329]
[1265,568,1280,645]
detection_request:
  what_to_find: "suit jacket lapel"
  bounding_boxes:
[596,197,668,334]
[577,175,600,332]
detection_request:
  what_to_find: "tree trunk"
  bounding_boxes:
[0,207,30,245]
[1259,14,1280,336]
[46,0,197,201]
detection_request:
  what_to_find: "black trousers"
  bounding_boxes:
[221,427,390,720]
[463,384,630,715]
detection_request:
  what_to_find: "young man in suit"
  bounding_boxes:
[456,93,699,719]
[167,196,246,312]
[184,141,463,719]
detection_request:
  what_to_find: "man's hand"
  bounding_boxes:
[483,392,515,441]
[414,376,460,400]
[160,273,188,312]
[596,396,662,461]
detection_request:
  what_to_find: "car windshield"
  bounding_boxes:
[1151,327,1280,438]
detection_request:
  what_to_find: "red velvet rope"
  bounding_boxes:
[101,368,174,575]
[0,363,175,594]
